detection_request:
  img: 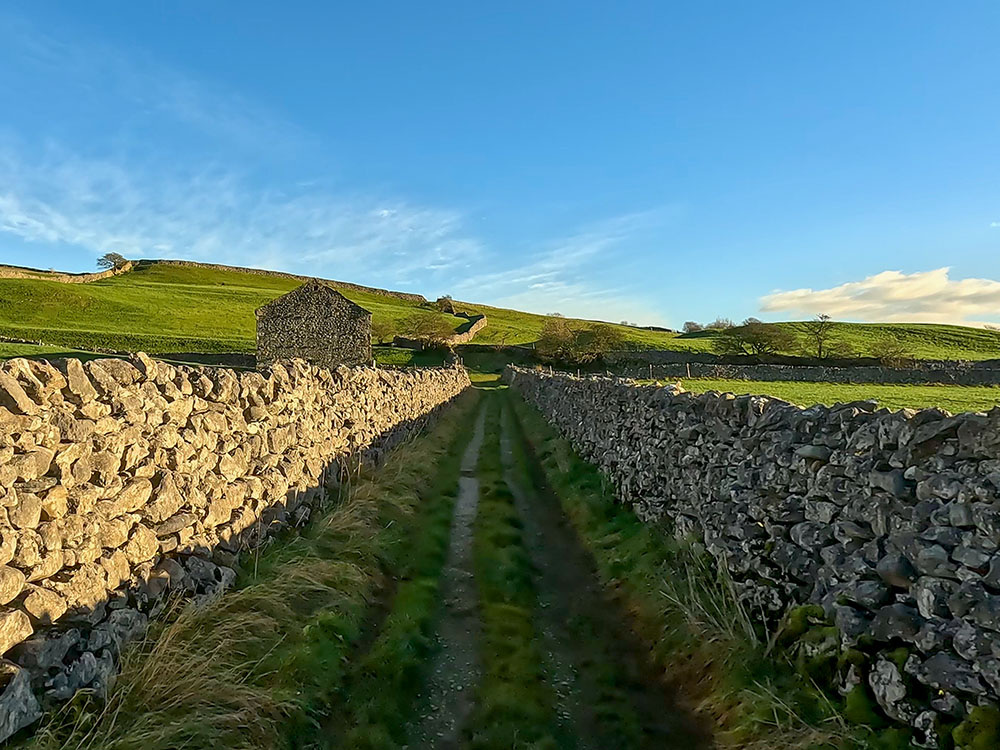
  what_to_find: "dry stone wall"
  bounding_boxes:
[507,366,1000,746]
[0,354,469,738]
[0,262,134,284]
[616,361,1000,387]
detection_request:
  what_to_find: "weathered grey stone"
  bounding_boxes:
[870,468,909,498]
[912,577,956,619]
[876,553,917,589]
[11,629,79,672]
[0,659,41,741]
[910,652,985,696]
[871,603,924,642]
[869,657,915,723]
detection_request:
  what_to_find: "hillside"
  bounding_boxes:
[0,260,998,361]
[0,261,684,355]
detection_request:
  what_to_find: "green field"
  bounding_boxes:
[1,261,999,362]
[0,262,683,355]
[671,377,1000,413]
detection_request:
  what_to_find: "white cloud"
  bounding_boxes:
[760,268,1000,326]
[0,148,481,289]
[991,221,1000,228]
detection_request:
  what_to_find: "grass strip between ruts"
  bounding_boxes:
[466,394,562,750]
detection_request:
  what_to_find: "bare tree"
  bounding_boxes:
[491,329,514,353]
[404,315,454,349]
[801,314,836,358]
[682,321,704,334]
[97,252,128,270]
[707,317,735,329]
[371,319,394,345]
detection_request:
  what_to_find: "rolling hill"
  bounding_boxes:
[0,260,999,362]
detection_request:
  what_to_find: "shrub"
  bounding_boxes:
[714,320,794,356]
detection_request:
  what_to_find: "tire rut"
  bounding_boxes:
[501,400,709,750]
[406,405,486,750]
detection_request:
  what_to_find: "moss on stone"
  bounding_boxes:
[844,685,886,728]
[870,727,914,749]
[794,626,840,684]
[776,603,828,647]
[838,647,867,670]
[953,705,1000,750]
[885,646,910,674]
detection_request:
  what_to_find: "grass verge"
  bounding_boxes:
[327,429,466,748]
[467,395,560,750]
[20,390,479,750]
[507,391,874,750]
[669,377,1000,413]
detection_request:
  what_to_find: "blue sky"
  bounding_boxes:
[1,2,999,327]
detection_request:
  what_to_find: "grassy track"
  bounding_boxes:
[507,392,876,750]
[467,396,561,750]
[20,390,479,750]
[672,377,1000,412]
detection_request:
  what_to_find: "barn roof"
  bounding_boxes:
[255,279,372,318]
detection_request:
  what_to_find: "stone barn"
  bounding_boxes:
[255,280,373,369]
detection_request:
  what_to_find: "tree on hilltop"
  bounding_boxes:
[97,252,129,270]
[682,321,704,333]
[802,314,835,359]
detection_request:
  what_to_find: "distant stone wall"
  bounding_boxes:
[508,366,1000,745]
[137,259,427,302]
[447,314,487,345]
[0,355,469,737]
[607,350,1000,387]
[392,314,488,350]
[0,263,134,284]
[617,361,1000,386]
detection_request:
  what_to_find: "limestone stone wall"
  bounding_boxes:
[615,361,1000,387]
[447,314,488,345]
[0,354,468,737]
[0,262,134,284]
[508,366,1000,745]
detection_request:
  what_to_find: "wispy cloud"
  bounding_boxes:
[760,267,1000,326]
[990,221,1000,228]
[451,210,672,324]
[0,148,481,289]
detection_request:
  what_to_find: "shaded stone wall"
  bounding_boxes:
[615,361,1000,387]
[507,366,1000,744]
[0,355,469,736]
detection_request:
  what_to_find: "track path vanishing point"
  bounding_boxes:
[333,385,708,750]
